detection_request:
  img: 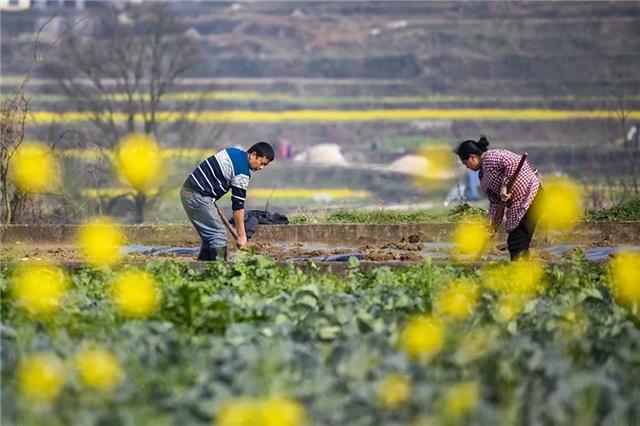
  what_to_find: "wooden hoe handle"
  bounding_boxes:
[490,153,528,232]
[214,203,240,241]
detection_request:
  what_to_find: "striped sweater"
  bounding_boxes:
[187,147,251,210]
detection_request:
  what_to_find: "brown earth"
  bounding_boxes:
[1,239,597,266]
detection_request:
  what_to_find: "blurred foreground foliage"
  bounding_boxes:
[1,253,640,425]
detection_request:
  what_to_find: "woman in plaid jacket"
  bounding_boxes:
[455,136,542,260]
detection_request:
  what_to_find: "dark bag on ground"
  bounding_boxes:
[229,210,289,239]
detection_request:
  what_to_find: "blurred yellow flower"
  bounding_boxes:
[415,144,456,181]
[442,381,480,418]
[509,258,545,296]
[452,218,490,256]
[74,346,124,392]
[482,259,545,297]
[115,133,164,192]
[111,270,159,318]
[534,177,583,231]
[259,395,308,426]
[496,294,526,322]
[434,279,479,321]
[217,397,259,426]
[609,251,640,309]
[77,217,125,266]
[12,264,67,316]
[481,263,510,293]
[399,315,445,360]
[18,353,65,403]
[11,141,59,193]
[377,373,411,408]
[216,396,307,426]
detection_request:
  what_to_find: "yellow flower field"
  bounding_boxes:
[59,147,214,161]
[81,187,371,201]
[28,108,640,124]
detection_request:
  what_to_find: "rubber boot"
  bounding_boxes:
[198,245,227,261]
[211,246,227,261]
[197,244,211,261]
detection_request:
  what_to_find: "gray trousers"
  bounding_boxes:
[180,187,227,249]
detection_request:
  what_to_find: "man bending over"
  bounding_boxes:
[180,142,274,261]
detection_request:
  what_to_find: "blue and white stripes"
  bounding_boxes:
[188,147,251,210]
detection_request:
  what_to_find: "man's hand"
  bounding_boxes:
[500,184,512,202]
[232,208,247,248]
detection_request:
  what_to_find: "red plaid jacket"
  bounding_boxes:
[479,149,540,232]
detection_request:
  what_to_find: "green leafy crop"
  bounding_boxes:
[1,255,639,425]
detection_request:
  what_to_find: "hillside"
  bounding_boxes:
[3,2,639,96]
[1,1,639,203]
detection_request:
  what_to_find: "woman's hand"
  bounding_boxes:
[500,184,512,202]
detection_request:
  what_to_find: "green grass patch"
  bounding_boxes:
[289,203,486,224]
[586,196,640,221]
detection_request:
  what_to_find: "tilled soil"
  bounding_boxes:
[1,241,437,264]
[1,240,631,266]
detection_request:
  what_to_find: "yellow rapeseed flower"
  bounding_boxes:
[609,251,640,310]
[74,346,124,392]
[414,144,456,181]
[259,395,308,426]
[399,315,445,361]
[111,270,159,318]
[433,279,480,321]
[216,396,307,426]
[377,373,411,409]
[30,108,640,124]
[482,263,510,293]
[442,381,480,419]
[115,133,164,192]
[77,217,125,266]
[250,188,371,200]
[482,259,545,297]
[11,141,59,193]
[12,264,67,317]
[533,177,583,231]
[217,397,260,426]
[452,218,490,257]
[509,258,545,296]
[18,353,65,403]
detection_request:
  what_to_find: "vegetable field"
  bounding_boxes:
[2,253,639,426]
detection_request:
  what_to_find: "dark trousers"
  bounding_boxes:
[507,187,543,261]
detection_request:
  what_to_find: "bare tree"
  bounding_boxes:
[45,2,221,222]
[1,15,59,224]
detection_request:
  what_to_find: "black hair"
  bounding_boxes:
[248,141,275,161]
[454,135,490,161]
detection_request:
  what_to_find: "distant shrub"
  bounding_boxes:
[446,203,487,221]
[288,204,487,225]
[586,197,640,221]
